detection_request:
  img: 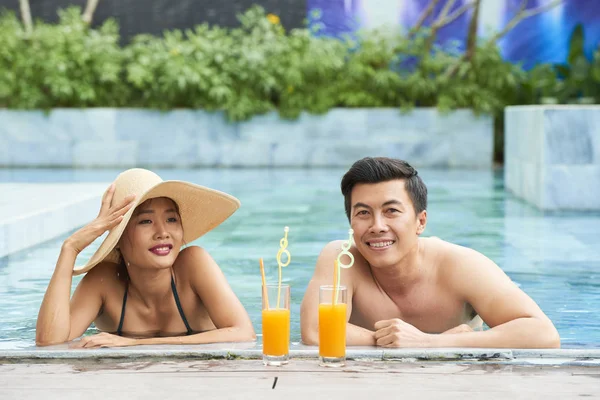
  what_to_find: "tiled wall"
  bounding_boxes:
[505,106,600,210]
[0,108,493,169]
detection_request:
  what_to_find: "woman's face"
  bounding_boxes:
[118,197,184,271]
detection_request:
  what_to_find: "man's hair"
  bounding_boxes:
[340,157,428,221]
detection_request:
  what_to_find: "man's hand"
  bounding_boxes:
[70,332,137,349]
[442,324,474,335]
[373,318,432,348]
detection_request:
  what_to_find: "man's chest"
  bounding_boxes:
[350,284,472,333]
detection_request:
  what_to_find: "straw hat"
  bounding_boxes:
[73,168,240,275]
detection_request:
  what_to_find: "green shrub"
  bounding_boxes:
[0,5,595,123]
[0,7,126,108]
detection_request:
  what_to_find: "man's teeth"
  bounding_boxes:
[370,241,394,248]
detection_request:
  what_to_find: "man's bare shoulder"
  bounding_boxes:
[425,236,489,262]
[425,236,499,282]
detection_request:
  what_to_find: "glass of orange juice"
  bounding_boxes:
[319,285,347,367]
[262,284,290,366]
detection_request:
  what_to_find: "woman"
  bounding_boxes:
[36,168,255,348]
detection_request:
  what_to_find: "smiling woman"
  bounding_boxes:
[35,168,256,348]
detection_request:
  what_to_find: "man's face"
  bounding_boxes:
[350,180,426,269]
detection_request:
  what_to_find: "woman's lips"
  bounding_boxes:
[149,244,173,256]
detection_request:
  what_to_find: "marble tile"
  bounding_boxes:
[207,111,240,141]
[450,129,493,168]
[543,165,600,210]
[48,108,117,142]
[305,108,368,140]
[238,112,307,142]
[0,110,51,141]
[219,141,274,167]
[544,109,594,164]
[521,161,543,209]
[196,140,223,167]
[505,107,544,163]
[309,141,383,167]
[0,108,493,168]
[271,141,312,167]
[0,142,8,167]
[504,158,521,197]
[388,139,451,168]
[73,140,137,168]
[433,109,491,137]
[8,141,73,167]
[367,108,434,140]
[115,109,208,142]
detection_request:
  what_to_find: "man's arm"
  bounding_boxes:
[300,241,376,346]
[431,246,560,348]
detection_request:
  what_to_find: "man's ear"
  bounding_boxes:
[416,210,427,235]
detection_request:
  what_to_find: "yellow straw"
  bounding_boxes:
[276,227,291,309]
[259,258,269,310]
[332,259,340,305]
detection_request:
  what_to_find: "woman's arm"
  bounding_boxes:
[184,246,256,342]
[35,183,135,346]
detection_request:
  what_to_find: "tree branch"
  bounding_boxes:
[82,0,100,24]
[432,0,458,29]
[19,0,33,34]
[409,0,441,36]
[440,0,476,28]
[491,0,562,42]
[442,0,563,80]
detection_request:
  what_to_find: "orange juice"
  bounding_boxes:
[318,303,347,358]
[262,308,290,356]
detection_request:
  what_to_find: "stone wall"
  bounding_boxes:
[0,108,493,168]
[505,105,600,210]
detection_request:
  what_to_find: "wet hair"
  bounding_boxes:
[340,157,428,221]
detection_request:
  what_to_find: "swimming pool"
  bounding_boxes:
[1,168,599,349]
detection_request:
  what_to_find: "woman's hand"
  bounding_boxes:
[63,183,136,255]
[70,332,138,349]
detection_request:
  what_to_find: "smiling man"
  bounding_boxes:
[300,157,560,348]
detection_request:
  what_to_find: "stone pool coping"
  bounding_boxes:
[2,343,599,366]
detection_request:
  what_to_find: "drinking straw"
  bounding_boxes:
[332,259,340,305]
[334,229,355,305]
[276,226,291,309]
[259,257,269,310]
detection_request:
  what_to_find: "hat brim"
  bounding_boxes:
[73,181,240,275]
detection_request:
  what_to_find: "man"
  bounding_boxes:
[300,157,559,348]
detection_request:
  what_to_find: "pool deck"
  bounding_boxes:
[1,345,599,399]
[0,183,107,258]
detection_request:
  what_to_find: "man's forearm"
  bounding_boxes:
[347,322,376,346]
[429,317,560,349]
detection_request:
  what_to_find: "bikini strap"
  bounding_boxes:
[171,275,193,335]
[116,281,128,336]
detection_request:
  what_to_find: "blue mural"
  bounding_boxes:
[307,0,600,69]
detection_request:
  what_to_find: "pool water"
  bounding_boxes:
[1,168,599,349]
